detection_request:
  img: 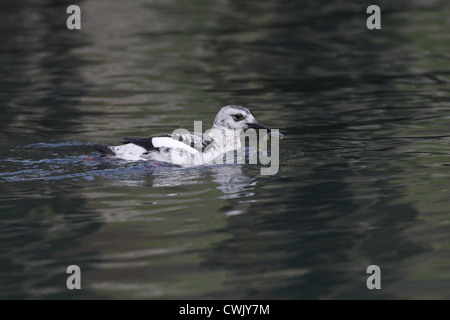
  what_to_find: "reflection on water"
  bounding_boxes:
[211,165,257,199]
[2,0,450,299]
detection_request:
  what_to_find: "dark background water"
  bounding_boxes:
[1,0,450,299]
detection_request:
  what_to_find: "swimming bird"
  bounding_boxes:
[93,105,282,166]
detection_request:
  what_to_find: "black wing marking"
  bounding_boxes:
[122,133,215,152]
[121,137,155,151]
[93,144,115,156]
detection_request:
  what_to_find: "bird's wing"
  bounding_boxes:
[122,133,214,155]
[121,137,156,151]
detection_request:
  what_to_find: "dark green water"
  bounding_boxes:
[1,0,450,299]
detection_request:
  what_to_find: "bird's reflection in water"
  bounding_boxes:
[150,164,257,200]
[150,166,205,188]
[209,165,257,199]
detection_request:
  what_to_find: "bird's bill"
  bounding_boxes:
[248,120,271,131]
[247,121,284,139]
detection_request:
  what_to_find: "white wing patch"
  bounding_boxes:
[152,136,200,155]
[111,144,147,161]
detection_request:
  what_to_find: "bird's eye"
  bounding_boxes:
[233,114,244,121]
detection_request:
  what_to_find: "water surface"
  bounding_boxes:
[1,0,450,299]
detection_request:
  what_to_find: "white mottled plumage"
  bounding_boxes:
[93,105,278,166]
